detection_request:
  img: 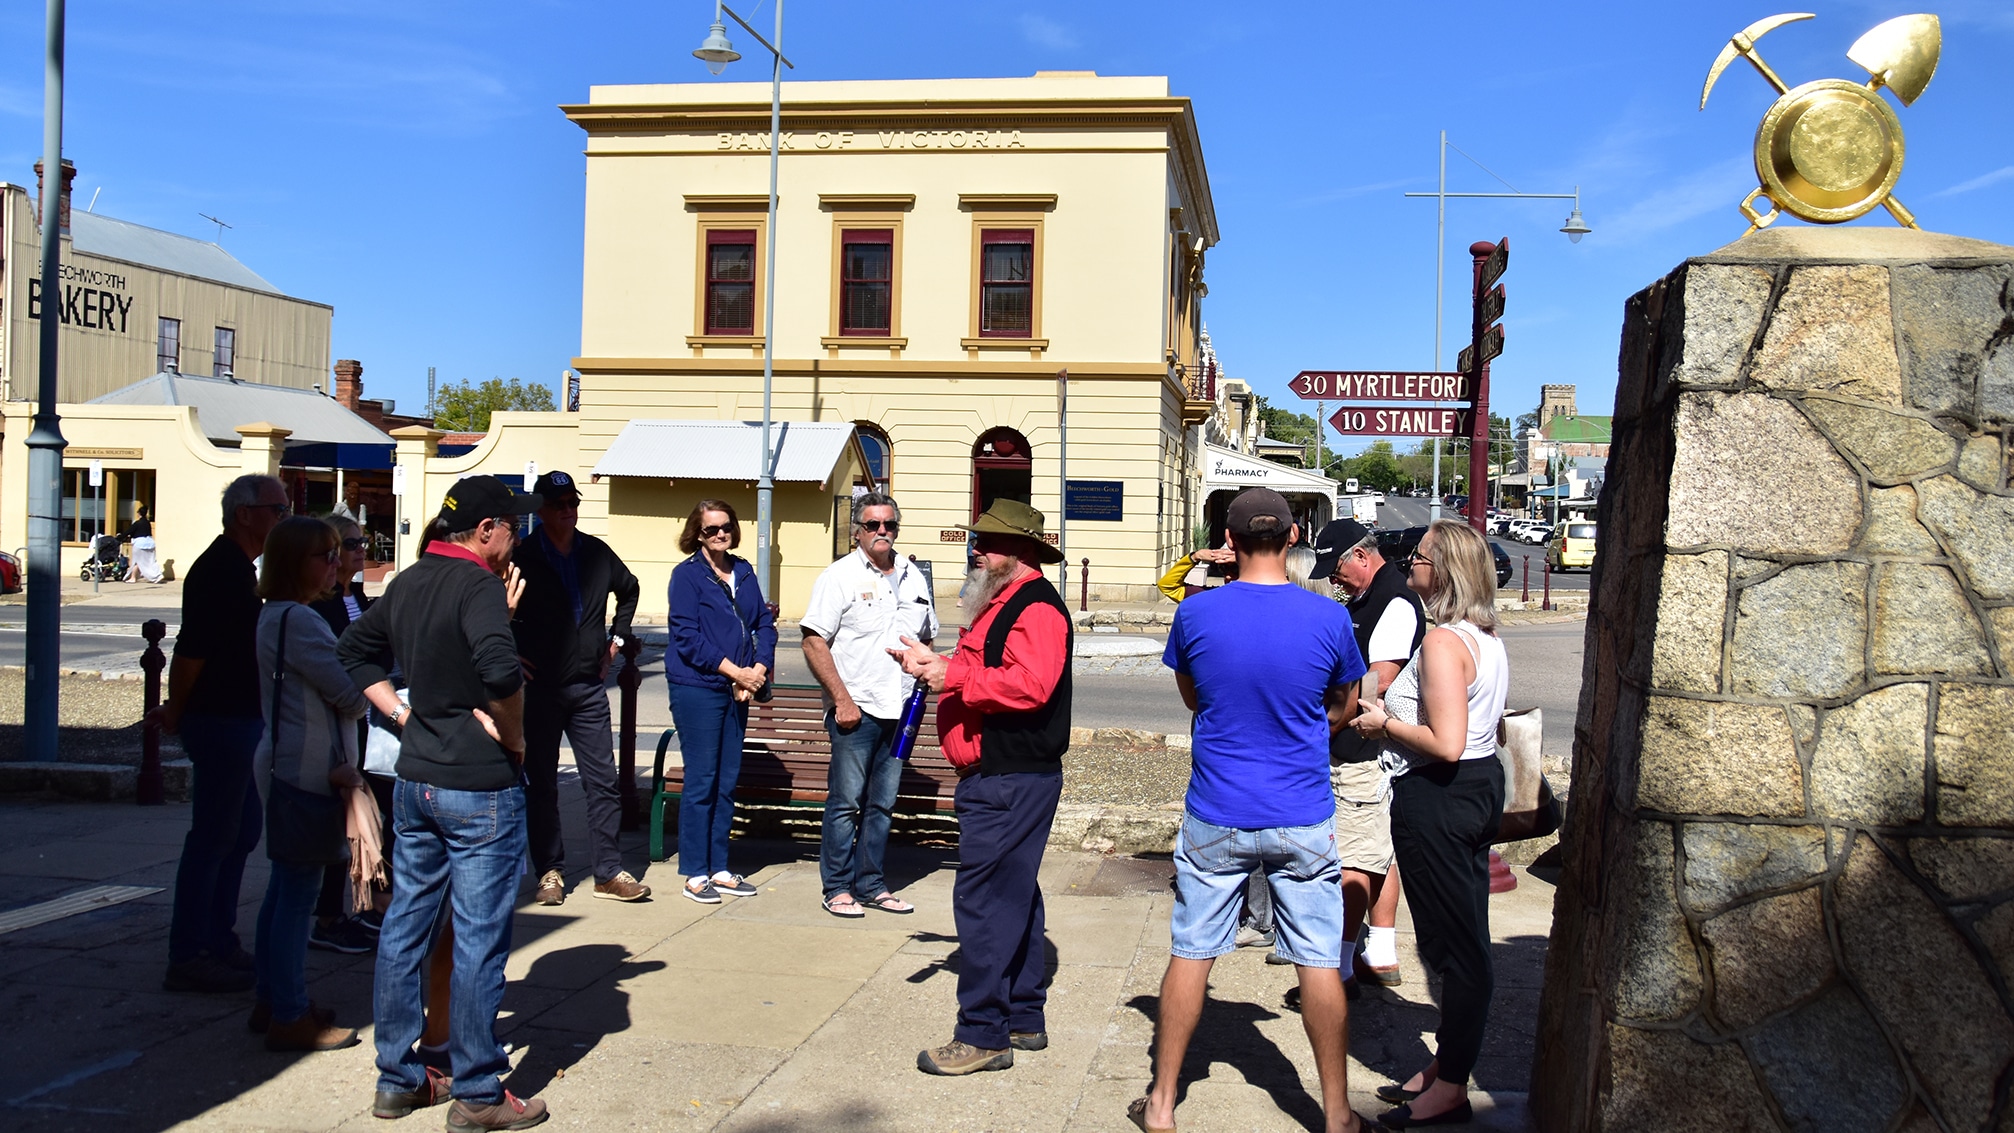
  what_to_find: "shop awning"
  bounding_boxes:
[593,419,862,487]
[1201,443,1337,495]
[88,371,395,450]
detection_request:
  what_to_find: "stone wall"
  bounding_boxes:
[1533,227,2014,1132]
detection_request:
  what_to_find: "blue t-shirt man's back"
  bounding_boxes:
[1165,581,1367,829]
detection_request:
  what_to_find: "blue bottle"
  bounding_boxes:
[890,683,929,761]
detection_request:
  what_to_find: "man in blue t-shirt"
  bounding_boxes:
[1134,487,1370,1133]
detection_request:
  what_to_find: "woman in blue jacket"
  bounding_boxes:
[665,499,777,903]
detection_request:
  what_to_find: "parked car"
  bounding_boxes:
[1376,524,1514,588]
[0,550,19,594]
[1549,521,1598,571]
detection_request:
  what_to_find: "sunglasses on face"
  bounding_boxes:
[700,523,736,538]
[860,520,900,534]
[340,537,368,551]
[249,502,291,517]
[317,548,340,564]
[1405,552,1435,570]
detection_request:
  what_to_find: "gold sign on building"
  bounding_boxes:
[1700,13,1941,231]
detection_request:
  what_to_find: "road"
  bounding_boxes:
[1377,494,1593,592]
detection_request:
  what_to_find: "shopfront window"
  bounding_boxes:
[62,468,156,544]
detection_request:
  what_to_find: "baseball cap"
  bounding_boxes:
[1224,488,1293,539]
[533,470,581,505]
[437,475,541,533]
[1311,518,1373,579]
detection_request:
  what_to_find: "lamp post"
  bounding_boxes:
[695,1,792,597]
[1405,131,1589,522]
[22,0,68,762]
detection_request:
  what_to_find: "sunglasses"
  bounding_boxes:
[317,548,340,563]
[248,502,291,516]
[860,520,900,533]
[340,537,369,551]
[700,523,736,538]
[1405,552,1435,570]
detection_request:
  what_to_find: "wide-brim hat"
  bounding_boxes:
[960,499,1065,564]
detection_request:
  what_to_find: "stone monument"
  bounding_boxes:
[1532,225,2014,1131]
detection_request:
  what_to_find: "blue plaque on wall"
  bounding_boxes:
[1065,480,1123,521]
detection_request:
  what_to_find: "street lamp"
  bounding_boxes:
[22,0,69,763]
[1405,132,1590,522]
[694,0,792,597]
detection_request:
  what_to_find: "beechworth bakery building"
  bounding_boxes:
[392,72,1259,618]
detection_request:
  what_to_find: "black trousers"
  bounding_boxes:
[1390,757,1504,1086]
[524,681,624,883]
[952,770,1063,1050]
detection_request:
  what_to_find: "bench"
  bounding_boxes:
[649,683,962,860]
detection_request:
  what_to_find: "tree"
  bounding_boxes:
[1254,395,1317,462]
[433,377,557,432]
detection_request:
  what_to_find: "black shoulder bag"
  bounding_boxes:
[265,606,349,864]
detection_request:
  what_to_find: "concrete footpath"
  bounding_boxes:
[0,787,1551,1132]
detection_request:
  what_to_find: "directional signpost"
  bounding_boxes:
[1292,236,1508,533]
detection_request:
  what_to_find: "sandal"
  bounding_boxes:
[863,892,914,914]
[1127,1096,1174,1133]
[822,894,866,918]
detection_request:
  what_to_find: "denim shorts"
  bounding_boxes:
[1170,814,1344,966]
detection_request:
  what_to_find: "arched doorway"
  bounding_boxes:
[854,422,892,492]
[971,427,1032,521]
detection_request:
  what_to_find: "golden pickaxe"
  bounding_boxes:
[1700,12,1812,108]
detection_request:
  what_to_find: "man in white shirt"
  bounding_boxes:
[801,492,938,918]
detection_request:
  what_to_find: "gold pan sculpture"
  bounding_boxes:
[1700,13,1941,230]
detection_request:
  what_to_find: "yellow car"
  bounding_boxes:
[1548,521,1597,571]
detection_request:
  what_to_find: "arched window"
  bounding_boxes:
[971,426,1033,522]
[854,422,892,492]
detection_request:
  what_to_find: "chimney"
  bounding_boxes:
[332,359,363,408]
[34,158,76,237]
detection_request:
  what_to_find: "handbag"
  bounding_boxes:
[362,686,408,776]
[1493,706,1563,843]
[264,606,350,865]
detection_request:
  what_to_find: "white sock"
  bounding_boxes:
[690,876,708,888]
[1364,925,1398,968]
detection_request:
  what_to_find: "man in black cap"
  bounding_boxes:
[514,470,646,906]
[1310,517,1427,988]
[339,474,555,1131]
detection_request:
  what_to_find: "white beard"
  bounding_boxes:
[960,560,1016,610]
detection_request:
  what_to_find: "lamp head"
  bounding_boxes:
[1560,205,1591,243]
[694,22,740,75]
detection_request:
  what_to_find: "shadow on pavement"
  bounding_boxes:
[505,944,665,1096]
[1127,991,1328,1133]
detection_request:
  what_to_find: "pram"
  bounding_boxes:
[79,533,129,583]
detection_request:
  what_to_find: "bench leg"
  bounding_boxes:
[650,792,682,862]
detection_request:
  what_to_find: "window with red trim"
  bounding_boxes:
[979,229,1033,337]
[839,229,892,335]
[705,229,757,334]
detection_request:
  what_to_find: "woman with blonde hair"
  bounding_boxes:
[1350,519,1507,1128]
[252,516,368,1051]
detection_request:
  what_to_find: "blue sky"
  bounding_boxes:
[3,1,2010,452]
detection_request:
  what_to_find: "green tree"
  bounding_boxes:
[433,377,557,432]
[1332,441,1405,492]
[1254,395,1317,462]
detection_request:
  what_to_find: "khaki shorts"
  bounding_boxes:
[1330,759,1395,874]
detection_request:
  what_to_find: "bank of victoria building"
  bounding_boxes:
[485,72,1223,615]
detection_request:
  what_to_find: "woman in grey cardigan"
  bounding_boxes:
[252,516,368,1052]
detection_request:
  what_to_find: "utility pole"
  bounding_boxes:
[21,0,67,762]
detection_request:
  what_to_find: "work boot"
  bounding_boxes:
[534,870,566,906]
[264,1013,360,1052]
[916,1040,1013,1076]
[371,1066,453,1119]
[246,999,333,1033]
[1009,1031,1048,1051]
[592,871,650,902]
[445,1091,549,1131]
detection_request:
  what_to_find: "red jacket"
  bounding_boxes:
[937,568,1071,769]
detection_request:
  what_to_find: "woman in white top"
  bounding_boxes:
[1350,519,1509,1128]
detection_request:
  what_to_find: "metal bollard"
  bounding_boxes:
[138,619,167,806]
[617,636,643,830]
[1079,557,1090,612]
[1521,556,1530,604]
[1542,558,1554,612]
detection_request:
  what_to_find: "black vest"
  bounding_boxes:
[978,575,1073,776]
[1332,560,1427,762]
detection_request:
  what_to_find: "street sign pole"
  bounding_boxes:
[23,0,69,761]
[1464,238,1508,533]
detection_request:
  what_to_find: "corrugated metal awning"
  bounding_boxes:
[593,419,860,486]
[88,371,394,448]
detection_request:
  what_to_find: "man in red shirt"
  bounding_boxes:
[891,499,1071,1076]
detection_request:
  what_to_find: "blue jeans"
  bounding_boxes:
[820,710,901,900]
[374,779,527,1105]
[253,859,323,1021]
[669,683,746,879]
[1171,815,1343,966]
[168,712,265,964]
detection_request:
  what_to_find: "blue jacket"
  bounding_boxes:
[665,552,778,691]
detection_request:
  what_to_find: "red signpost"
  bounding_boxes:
[1327,405,1470,438]
[1464,238,1508,533]
[1291,371,1472,402]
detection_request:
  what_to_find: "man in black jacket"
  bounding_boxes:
[339,475,553,1131]
[514,471,645,905]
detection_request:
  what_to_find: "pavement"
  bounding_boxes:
[0,784,1555,1132]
